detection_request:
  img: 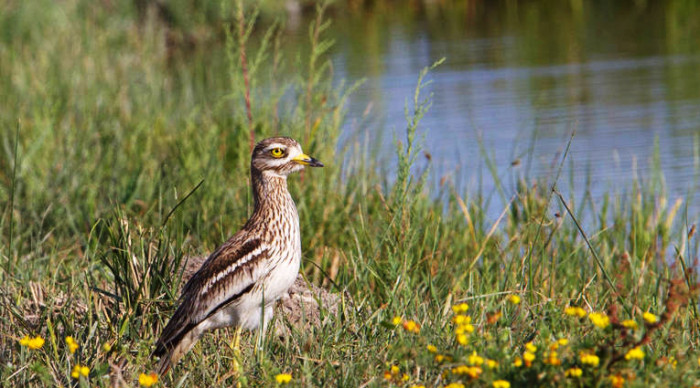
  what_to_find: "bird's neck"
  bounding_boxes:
[250,168,294,216]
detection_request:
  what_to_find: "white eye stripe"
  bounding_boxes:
[263,144,287,152]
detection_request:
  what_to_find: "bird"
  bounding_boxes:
[152,136,323,374]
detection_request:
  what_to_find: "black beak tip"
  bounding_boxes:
[310,158,324,167]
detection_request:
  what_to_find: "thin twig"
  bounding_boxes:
[554,189,632,316]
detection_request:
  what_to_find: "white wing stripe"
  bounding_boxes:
[200,245,265,296]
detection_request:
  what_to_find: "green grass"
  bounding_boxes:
[1,1,699,387]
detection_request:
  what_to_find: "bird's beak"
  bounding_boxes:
[292,153,324,167]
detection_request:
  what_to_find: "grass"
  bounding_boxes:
[1,1,699,387]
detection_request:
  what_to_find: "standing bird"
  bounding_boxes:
[152,137,323,374]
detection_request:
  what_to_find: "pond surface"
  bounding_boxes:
[300,2,700,221]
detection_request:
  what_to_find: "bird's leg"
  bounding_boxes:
[230,326,243,386]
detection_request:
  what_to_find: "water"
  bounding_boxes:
[303,2,700,221]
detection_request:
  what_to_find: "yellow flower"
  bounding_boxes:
[19,335,45,350]
[468,351,484,366]
[383,371,392,380]
[513,357,523,367]
[610,375,625,388]
[426,344,437,353]
[410,386,426,388]
[390,365,400,375]
[402,320,420,334]
[643,312,658,324]
[667,356,677,369]
[275,373,292,385]
[624,347,645,360]
[486,359,498,369]
[493,380,511,388]
[525,342,537,353]
[588,312,610,329]
[435,354,446,363]
[70,365,88,379]
[445,383,465,388]
[466,366,482,378]
[455,323,475,334]
[564,306,587,318]
[557,338,569,346]
[507,295,521,305]
[452,303,469,314]
[139,372,159,387]
[65,336,79,354]
[580,352,600,367]
[102,342,112,352]
[392,316,403,325]
[402,373,410,382]
[453,314,471,325]
[456,333,468,346]
[565,367,583,377]
[544,351,561,366]
[621,320,638,329]
[523,351,535,367]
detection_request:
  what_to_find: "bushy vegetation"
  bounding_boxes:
[1,1,698,387]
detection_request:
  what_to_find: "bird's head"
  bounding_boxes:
[251,137,324,176]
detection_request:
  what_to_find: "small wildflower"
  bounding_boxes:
[507,295,521,305]
[435,354,446,363]
[487,311,502,324]
[102,342,112,352]
[402,373,409,382]
[468,351,484,366]
[392,316,403,326]
[445,383,465,388]
[139,372,159,387]
[383,371,392,380]
[456,333,469,346]
[523,351,535,367]
[493,380,511,388]
[426,344,437,353]
[390,365,400,375]
[453,314,471,325]
[455,323,474,334]
[402,320,420,334]
[565,368,583,377]
[564,306,587,318]
[452,303,469,314]
[70,365,89,379]
[557,338,569,346]
[621,320,638,329]
[643,312,658,324]
[410,386,426,388]
[544,351,561,366]
[588,312,610,329]
[525,342,537,353]
[466,366,482,378]
[513,357,523,367]
[624,347,645,361]
[667,356,677,369]
[610,375,625,388]
[19,335,45,350]
[580,352,600,367]
[275,373,292,385]
[65,336,79,354]
[486,359,498,369]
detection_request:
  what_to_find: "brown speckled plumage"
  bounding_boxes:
[152,137,323,374]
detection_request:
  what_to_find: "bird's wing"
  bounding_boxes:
[153,233,269,358]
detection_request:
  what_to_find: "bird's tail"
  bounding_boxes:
[152,324,202,375]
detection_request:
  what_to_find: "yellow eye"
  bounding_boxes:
[270,148,284,158]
